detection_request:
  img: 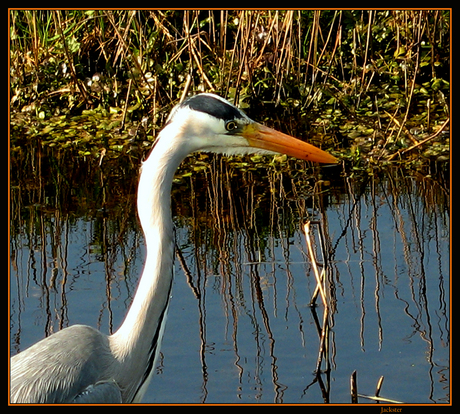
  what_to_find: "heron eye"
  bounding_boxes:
[225,120,238,132]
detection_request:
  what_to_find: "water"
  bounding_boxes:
[10,146,450,404]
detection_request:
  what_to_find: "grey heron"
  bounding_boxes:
[10,93,337,404]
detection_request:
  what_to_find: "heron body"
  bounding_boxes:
[10,93,337,404]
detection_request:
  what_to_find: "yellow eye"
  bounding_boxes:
[225,120,238,132]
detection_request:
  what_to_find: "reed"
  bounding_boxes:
[10,10,450,162]
[304,219,406,404]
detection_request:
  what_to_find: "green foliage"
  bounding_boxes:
[10,10,450,165]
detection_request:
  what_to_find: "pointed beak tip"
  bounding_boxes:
[313,152,339,164]
[243,123,339,165]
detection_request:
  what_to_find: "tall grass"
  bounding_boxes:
[10,10,450,157]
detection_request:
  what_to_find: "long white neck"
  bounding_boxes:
[109,130,189,402]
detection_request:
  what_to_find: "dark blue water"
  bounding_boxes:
[10,160,450,404]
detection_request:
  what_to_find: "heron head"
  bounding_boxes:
[161,93,338,164]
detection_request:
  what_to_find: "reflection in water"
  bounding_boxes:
[10,144,449,403]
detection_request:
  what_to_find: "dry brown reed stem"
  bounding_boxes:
[121,78,132,130]
[357,393,404,404]
[105,11,151,92]
[384,110,419,146]
[314,305,330,375]
[303,219,332,396]
[183,12,215,92]
[303,221,327,308]
[387,117,450,161]
[375,375,384,397]
[54,11,90,103]
[304,219,405,404]
[10,10,449,163]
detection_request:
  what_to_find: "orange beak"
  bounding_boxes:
[242,123,337,164]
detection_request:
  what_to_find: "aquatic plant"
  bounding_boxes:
[10,10,450,165]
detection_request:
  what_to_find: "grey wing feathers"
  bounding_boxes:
[10,325,118,404]
[71,380,122,403]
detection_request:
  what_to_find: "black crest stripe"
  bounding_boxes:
[183,94,243,121]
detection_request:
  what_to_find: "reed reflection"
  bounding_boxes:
[10,146,449,403]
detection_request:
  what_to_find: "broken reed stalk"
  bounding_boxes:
[375,375,384,397]
[357,394,404,404]
[314,306,330,374]
[304,221,404,404]
[360,375,405,403]
[311,270,326,306]
[304,218,332,402]
[350,372,405,404]
[350,370,358,404]
[304,221,327,308]
[304,223,405,405]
